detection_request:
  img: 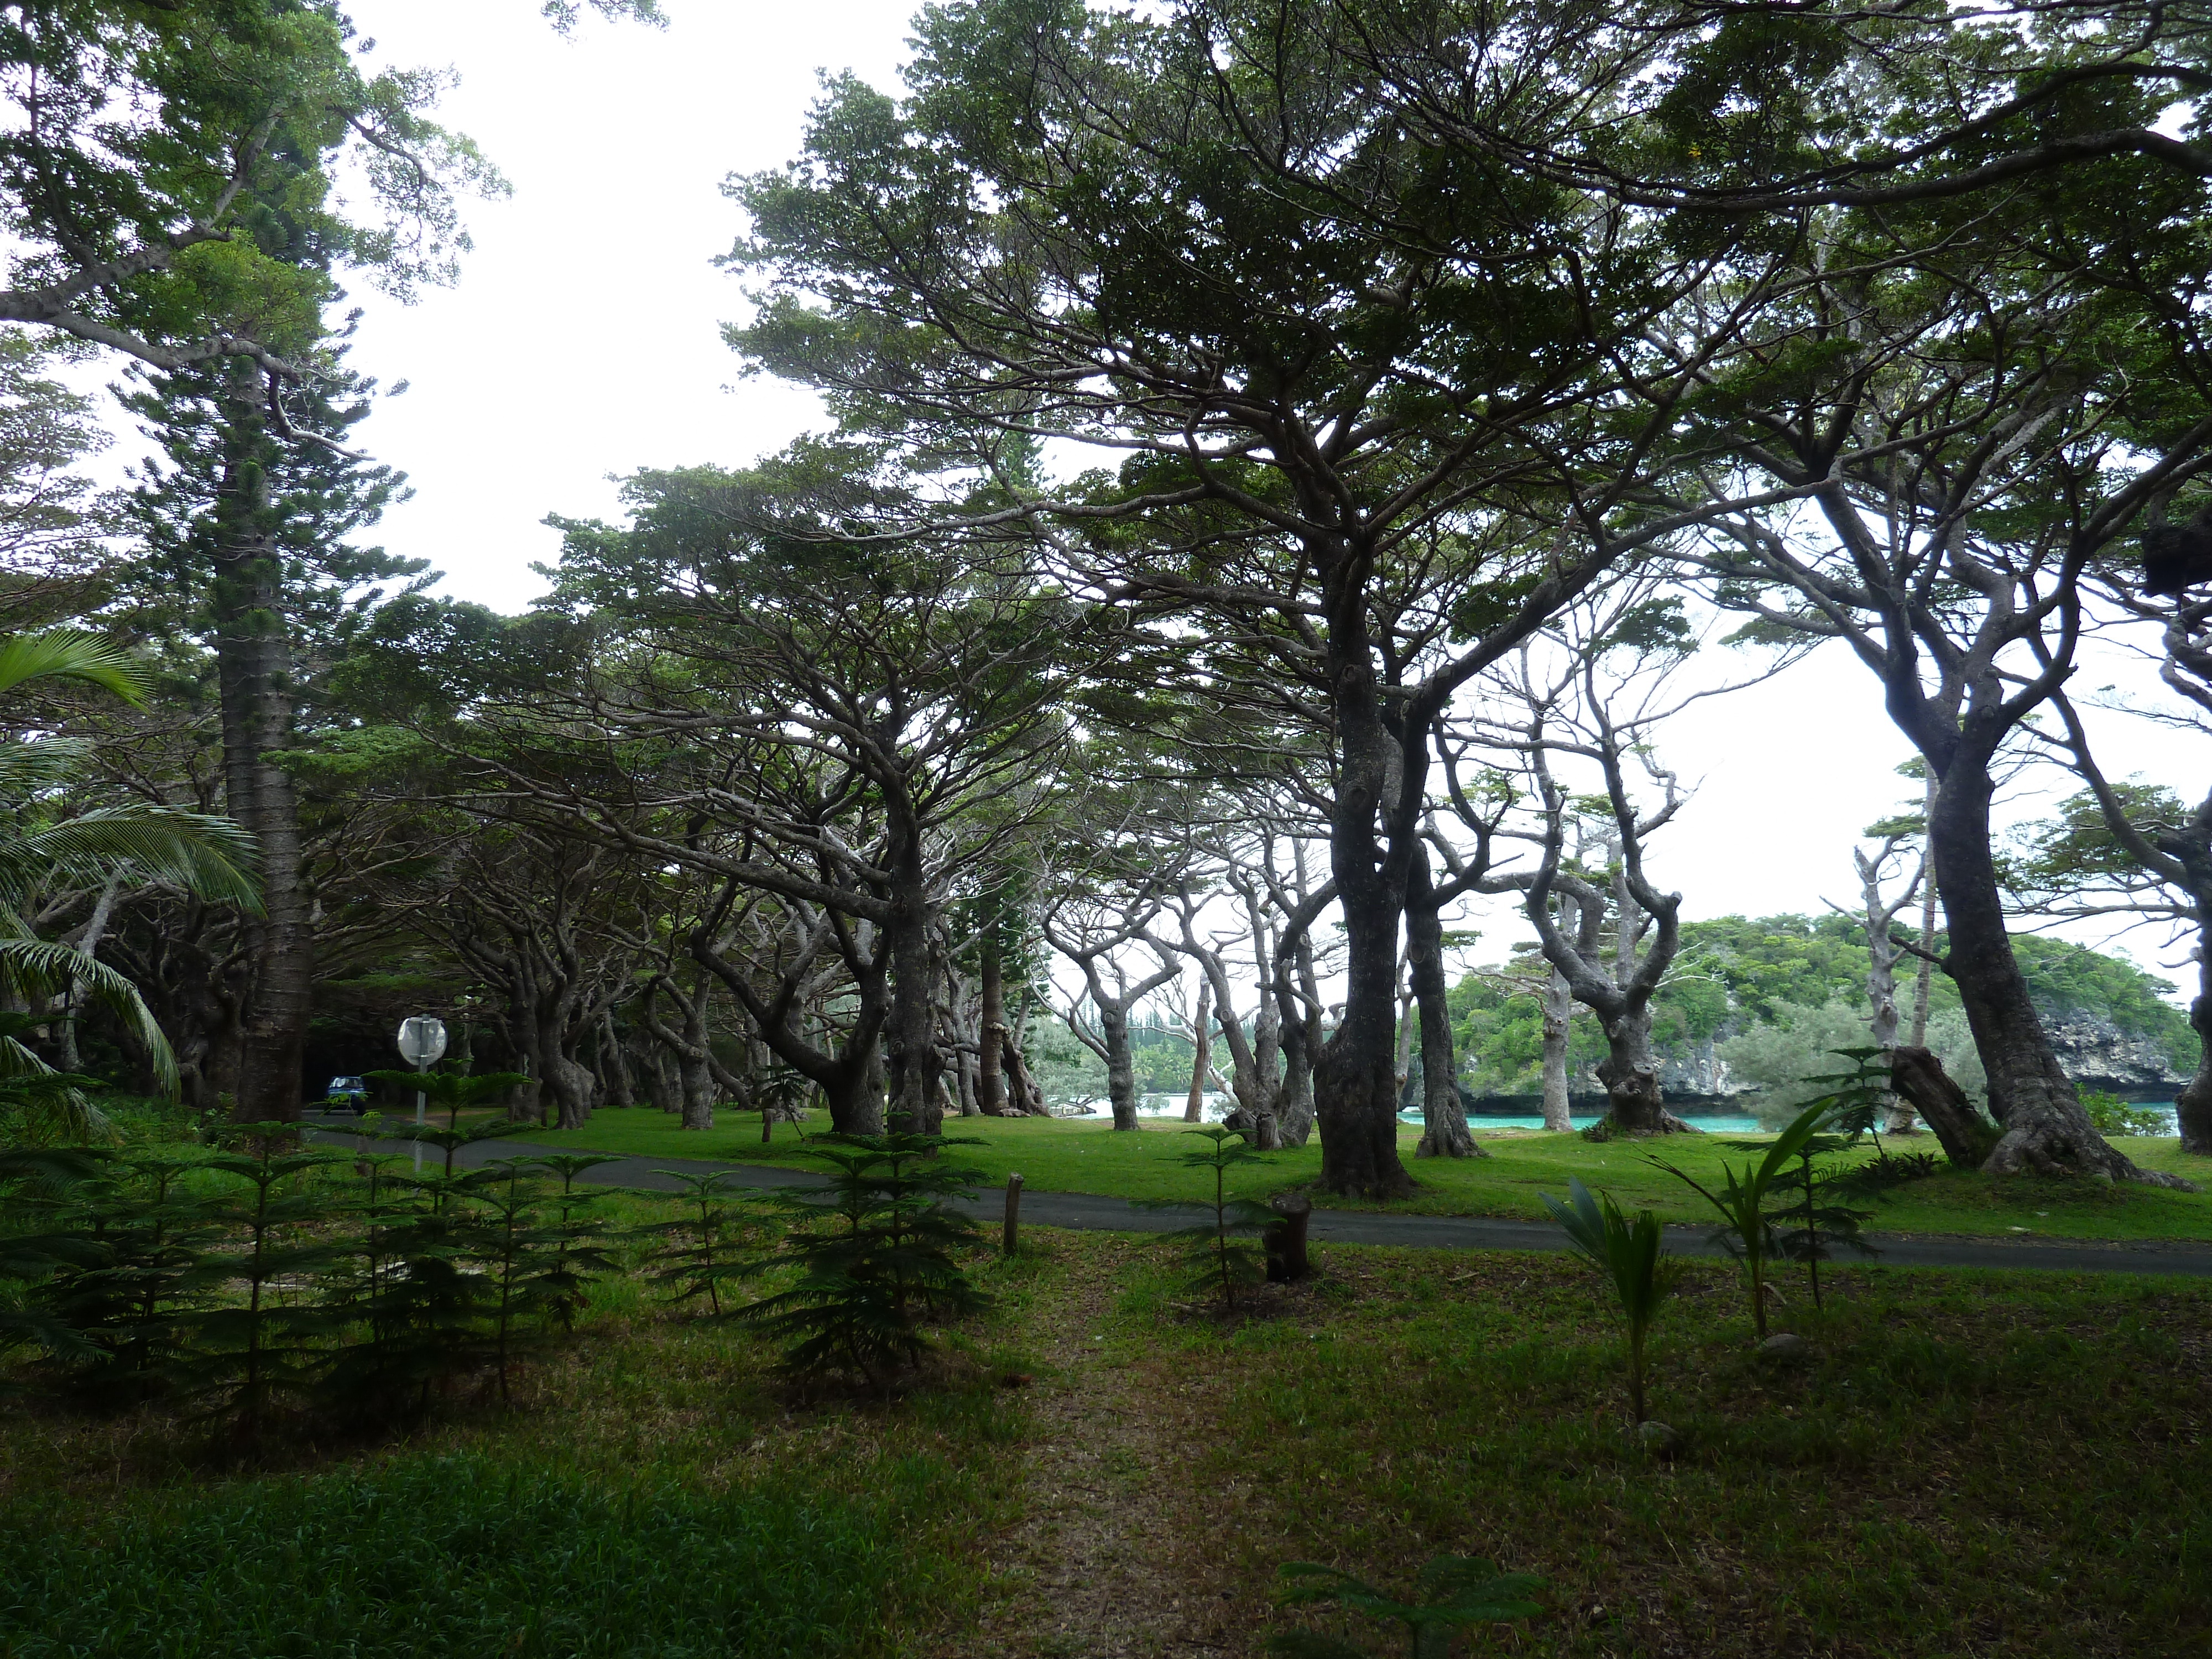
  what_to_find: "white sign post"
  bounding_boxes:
[397,1015,448,1131]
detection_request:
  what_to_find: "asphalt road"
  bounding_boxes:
[304,1114,2212,1277]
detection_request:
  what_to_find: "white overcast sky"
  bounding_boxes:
[73,2,2206,992]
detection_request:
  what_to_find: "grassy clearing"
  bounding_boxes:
[7,1209,2210,1657]
[0,1238,1053,1659]
[1091,1235,2212,1658]
[529,1109,2212,1241]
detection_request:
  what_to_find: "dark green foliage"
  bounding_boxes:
[634,1170,750,1316]
[319,1154,482,1422]
[1268,1554,1547,1658]
[0,1146,111,1364]
[33,1154,219,1402]
[1738,1054,1882,1310]
[1794,1047,1891,1142]
[1842,1149,1945,1191]
[1541,1177,1683,1424]
[753,1062,811,1143]
[1138,1127,1277,1310]
[4,1134,619,1430]
[165,1128,351,1435]
[1759,1141,1877,1313]
[533,1154,624,1333]
[735,1134,991,1383]
[467,1158,619,1402]
[362,1105,525,1187]
[0,1454,933,1659]
[2081,1089,2171,1138]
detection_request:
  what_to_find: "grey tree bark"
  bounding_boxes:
[1057,934,1180,1132]
[1520,715,1691,1138]
[1852,830,1925,1134]
[213,367,312,1124]
[1183,974,1212,1123]
[1406,843,1479,1158]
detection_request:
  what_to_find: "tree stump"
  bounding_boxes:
[1265,1192,1313,1282]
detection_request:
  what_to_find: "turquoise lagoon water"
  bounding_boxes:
[1088,1095,2182,1136]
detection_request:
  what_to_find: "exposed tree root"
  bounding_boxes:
[1985,1123,2198,1191]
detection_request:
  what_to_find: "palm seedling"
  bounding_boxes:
[1541,1177,1683,1425]
[1761,1136,1876,1313]
[1138,1126,1277,1311]
[1650,1098,1838,1338]
[1267,1554,1548,1657]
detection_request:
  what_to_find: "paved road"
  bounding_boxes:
[305,1115,2212,1277]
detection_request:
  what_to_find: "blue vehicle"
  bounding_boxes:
[325,1074,369,1113]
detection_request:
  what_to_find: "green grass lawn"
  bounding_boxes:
[14,1229,2200,1657]
[1099,1238,2212,1658]
[524,1107,2212,1241]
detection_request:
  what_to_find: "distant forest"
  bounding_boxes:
[1096,915,2197,1107]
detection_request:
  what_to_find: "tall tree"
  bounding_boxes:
[1673,161,2212,1185]
[0,0,654,371]
[121,346,411,1119]
[2032,591,2212,1152]
[729,0,1778,1193]
[512,453,1098,1138]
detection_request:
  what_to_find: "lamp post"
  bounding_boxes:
[397,1015,448,1170]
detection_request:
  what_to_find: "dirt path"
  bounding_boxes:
[968,1246,1255,1658]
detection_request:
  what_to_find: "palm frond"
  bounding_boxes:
[0,629,147,706]
[0,938,177,1097]
[0,736,93,802]
[6,807,262,910]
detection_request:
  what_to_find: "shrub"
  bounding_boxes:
[2080,1089,2171,1138]
[735,1133,992,1384]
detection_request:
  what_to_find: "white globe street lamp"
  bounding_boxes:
[397,1015,448,1129]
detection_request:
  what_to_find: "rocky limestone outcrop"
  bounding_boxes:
[2041,1008,2192,1093]
[1656,1035,1740,1098]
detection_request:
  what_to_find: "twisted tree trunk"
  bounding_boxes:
[1929,742,2189,1186]
[1183,975,1212,1123]
[1407,844,1479,1159]
[1540,963,1574,1132]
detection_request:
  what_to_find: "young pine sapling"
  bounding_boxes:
[637,1170,751,1316]
[735,1133,992,1385]
[1139,1126,1279,1311]
[172,1127,350,1438]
